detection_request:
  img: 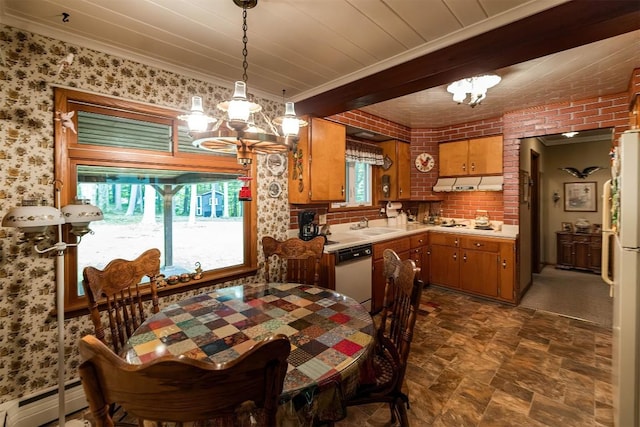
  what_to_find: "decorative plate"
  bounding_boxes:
[266,153,286,176]
[267,181,282,198]
[415,152,435,172]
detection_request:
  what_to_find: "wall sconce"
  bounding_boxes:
[553,191,560,206]
[1,183,102,427]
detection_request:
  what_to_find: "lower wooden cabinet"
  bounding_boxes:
[429,232,517,303]
[429,233,460,288]
[556,232,602,273]
[409,232,429,285]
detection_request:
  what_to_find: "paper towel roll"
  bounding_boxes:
[386,202,402,218]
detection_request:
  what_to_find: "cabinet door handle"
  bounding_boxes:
[471,162,475,172]
[399,188,403,195]
[454,239,458,246]
[463,253,467,262]
[462,163,466,171]
[502,259,507,269]
[453,253,457,260]
[475,242,483,247]
[341,185,345,195]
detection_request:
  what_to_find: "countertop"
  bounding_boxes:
[290,219,519,253]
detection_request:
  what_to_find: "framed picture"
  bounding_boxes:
[561,222,574,232]
[564,181,597,212]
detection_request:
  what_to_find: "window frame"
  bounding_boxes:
[330,160,373,209]
[54,88,258,316]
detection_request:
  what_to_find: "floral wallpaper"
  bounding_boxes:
[0,24,289,403]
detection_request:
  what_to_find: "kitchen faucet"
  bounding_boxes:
[350,217,369,230]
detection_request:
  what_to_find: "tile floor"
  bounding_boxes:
[337,285,613,426]
[62,285,613,427]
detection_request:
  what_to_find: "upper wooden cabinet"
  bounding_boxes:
[375,140,411,201]
[438,135,503,177]
[288,117,346,204]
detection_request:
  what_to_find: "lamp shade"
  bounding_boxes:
[1,205,64,236]
[61,201,103,224]
[272,102,308,137]
[61,200,104,237]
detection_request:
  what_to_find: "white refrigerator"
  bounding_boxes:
[601,129,640,427]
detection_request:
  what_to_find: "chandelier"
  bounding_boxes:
[446,74,501,108]
[179,0,307,168]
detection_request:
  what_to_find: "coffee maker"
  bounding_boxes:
[298,210,319,241]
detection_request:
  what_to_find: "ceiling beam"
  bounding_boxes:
[296,0,640,118]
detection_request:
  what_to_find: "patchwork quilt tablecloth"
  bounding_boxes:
[122,282,375,398]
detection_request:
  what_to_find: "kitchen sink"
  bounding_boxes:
[348,227,399,236]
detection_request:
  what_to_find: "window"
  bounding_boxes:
[55,89,257,314]
[331,140,382,208]
[333,161,372,208]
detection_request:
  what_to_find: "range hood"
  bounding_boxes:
[433,176,503,192]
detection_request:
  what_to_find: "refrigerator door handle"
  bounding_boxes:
[601,179,614,293]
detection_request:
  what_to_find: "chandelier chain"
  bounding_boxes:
[241,8,248,84]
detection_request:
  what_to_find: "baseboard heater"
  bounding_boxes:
[0,379,87,427]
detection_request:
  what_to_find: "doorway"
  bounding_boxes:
[520,128,614,326]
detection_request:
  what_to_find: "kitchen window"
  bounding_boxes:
[54,88,257,315]
[331,141,383,208]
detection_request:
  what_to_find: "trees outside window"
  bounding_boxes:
[55,88,257,314]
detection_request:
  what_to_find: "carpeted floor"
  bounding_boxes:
[520,265,613,328]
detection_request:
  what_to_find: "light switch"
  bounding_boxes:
[318,214,327,225]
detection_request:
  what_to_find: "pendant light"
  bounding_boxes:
[180,0,307,165]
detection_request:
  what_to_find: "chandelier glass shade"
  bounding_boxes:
[181,96,217,133]
[446,74,501,107]
[180,0,307,163]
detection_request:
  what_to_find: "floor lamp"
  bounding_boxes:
[2,184,103,426]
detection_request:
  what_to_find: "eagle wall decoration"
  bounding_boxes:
[558,166,605,179]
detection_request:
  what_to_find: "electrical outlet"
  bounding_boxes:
[318,214,327,225]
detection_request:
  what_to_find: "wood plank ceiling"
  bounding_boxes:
[1,0,639,129]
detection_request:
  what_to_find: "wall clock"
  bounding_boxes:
[415,152,435,172]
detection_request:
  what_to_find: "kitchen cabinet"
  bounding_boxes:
[429,231,516,303]
[429,232,460,288]
[460,237,501,297]
[375,140,411,201]
[288,117,346,204]
[409,232,429,285]
[556,232,602,273]
[438,135,503,177]
[371,237,410,313]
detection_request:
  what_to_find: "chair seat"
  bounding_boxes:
[357,346,398,393]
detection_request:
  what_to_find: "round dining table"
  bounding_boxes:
[121,282,375,423]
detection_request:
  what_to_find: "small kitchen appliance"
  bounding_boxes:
[298,210,319,241]
[474,210,491,229]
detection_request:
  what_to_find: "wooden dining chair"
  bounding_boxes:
[78,333,291,427]
[262,236,325,285]
[82,248,161,355]
[346,249,422,426]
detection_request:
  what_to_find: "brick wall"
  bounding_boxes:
[289,72,636,228]
[329,110,411,141]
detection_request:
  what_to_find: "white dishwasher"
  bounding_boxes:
[334,244,373,311]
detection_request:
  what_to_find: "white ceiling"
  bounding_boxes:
[1,0,639,130]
